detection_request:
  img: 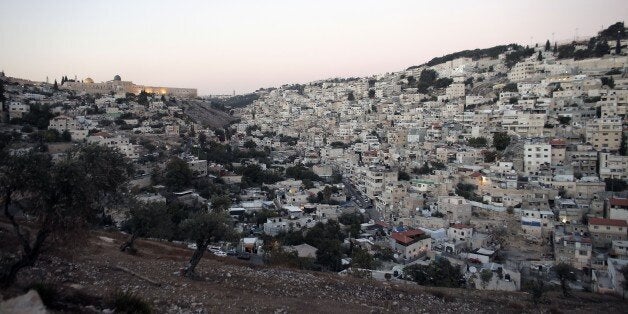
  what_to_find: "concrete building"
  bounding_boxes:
[588,217,628,248]
[389,229,431,260]
[61,75,197,98]
[524,143,551,175]
[48,115,78,133]
[599,153,628,180]
[187,159,208,178]
[8,102,29,119]
[447,224,473,243]
[520,209,555,238]
[365,167,397,198]
[608,198,628,222]
[438,196,472,224]
[585,118,622,152]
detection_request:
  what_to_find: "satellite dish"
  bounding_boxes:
[469,266,477,273]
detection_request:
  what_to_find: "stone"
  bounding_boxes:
[69,283,84,290]
[98,236,115,243]
[0,290,48,314]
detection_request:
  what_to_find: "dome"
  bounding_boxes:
[113,75,121,81]
[84,77,94,84]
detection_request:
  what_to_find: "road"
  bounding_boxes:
[342,178,382,221]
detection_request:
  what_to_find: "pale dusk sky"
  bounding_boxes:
[0,0,626,95]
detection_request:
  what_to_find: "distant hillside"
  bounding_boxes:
[556,21,627,60]
[181,101,236,129]
[206,93,260,110]
[407,44,522,70]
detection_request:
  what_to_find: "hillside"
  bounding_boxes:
[1,227,626,313]
[180,101,236,129]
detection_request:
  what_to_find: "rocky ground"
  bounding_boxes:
[1,227,627,313]
[181,102,235,129]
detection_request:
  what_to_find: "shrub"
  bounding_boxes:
[111,291,152,314]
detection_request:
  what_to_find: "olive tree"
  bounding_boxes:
[553,262,577,297]
[180,211,233,277]
[0,145,132,287]
[480,269,493,289]
[120,202,175,252]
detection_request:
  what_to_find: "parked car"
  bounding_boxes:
[226,249,238,256]
[213,250,227,257]
[237,252,251,260]
[187,243,197,250]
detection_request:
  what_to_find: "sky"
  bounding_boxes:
[0,1,626,95]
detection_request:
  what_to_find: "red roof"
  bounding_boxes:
[610,198,628,207]
[470,172,483,178]
[549,138,566,147]
[589,217,628,227]
[391,229,426,245]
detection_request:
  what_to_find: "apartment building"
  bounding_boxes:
[585,118,622,152]
[524,143,551,174]
[599,153,628,180]
[588,217,628,248]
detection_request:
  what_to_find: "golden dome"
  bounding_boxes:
[84,77,94,84]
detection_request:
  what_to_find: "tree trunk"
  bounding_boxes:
[120,233,138,252]
[560,279,569,297]
[0,228,49,288]
[1,190,51,288]
[182,242,207,277]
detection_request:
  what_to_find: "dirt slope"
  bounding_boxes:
[1,229,626,313]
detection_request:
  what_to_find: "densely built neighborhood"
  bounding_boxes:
[1,22,628,301]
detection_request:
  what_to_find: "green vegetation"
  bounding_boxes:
[407,44,520,69]
[273,220,347,271]
[11,104,55,129]
[467,137,488,148]
[456,183,482,202]
[285,165,321,181]
[412,161,446,175]
[556,22,626,60]
[110,291,152,314]
[493,132,510,151]
[480,269,493,289]
[164,157,193,191]
[208,93,260,110]
[350,247,374,269]
[504,46,535,68]
[502,82,518,92]
[239,164,284,187]
[398,170,410,181]
[120,202,177,253]
[338,212,365,238]
[308,185,342,205]
[180,211,233,277]
[605,178,627,192]
[558,116,572,125]
[417,69,438,93]
[553,263,577,297]
[0,145,133,287]
[403,258,465,288]
[523,275,547,305]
